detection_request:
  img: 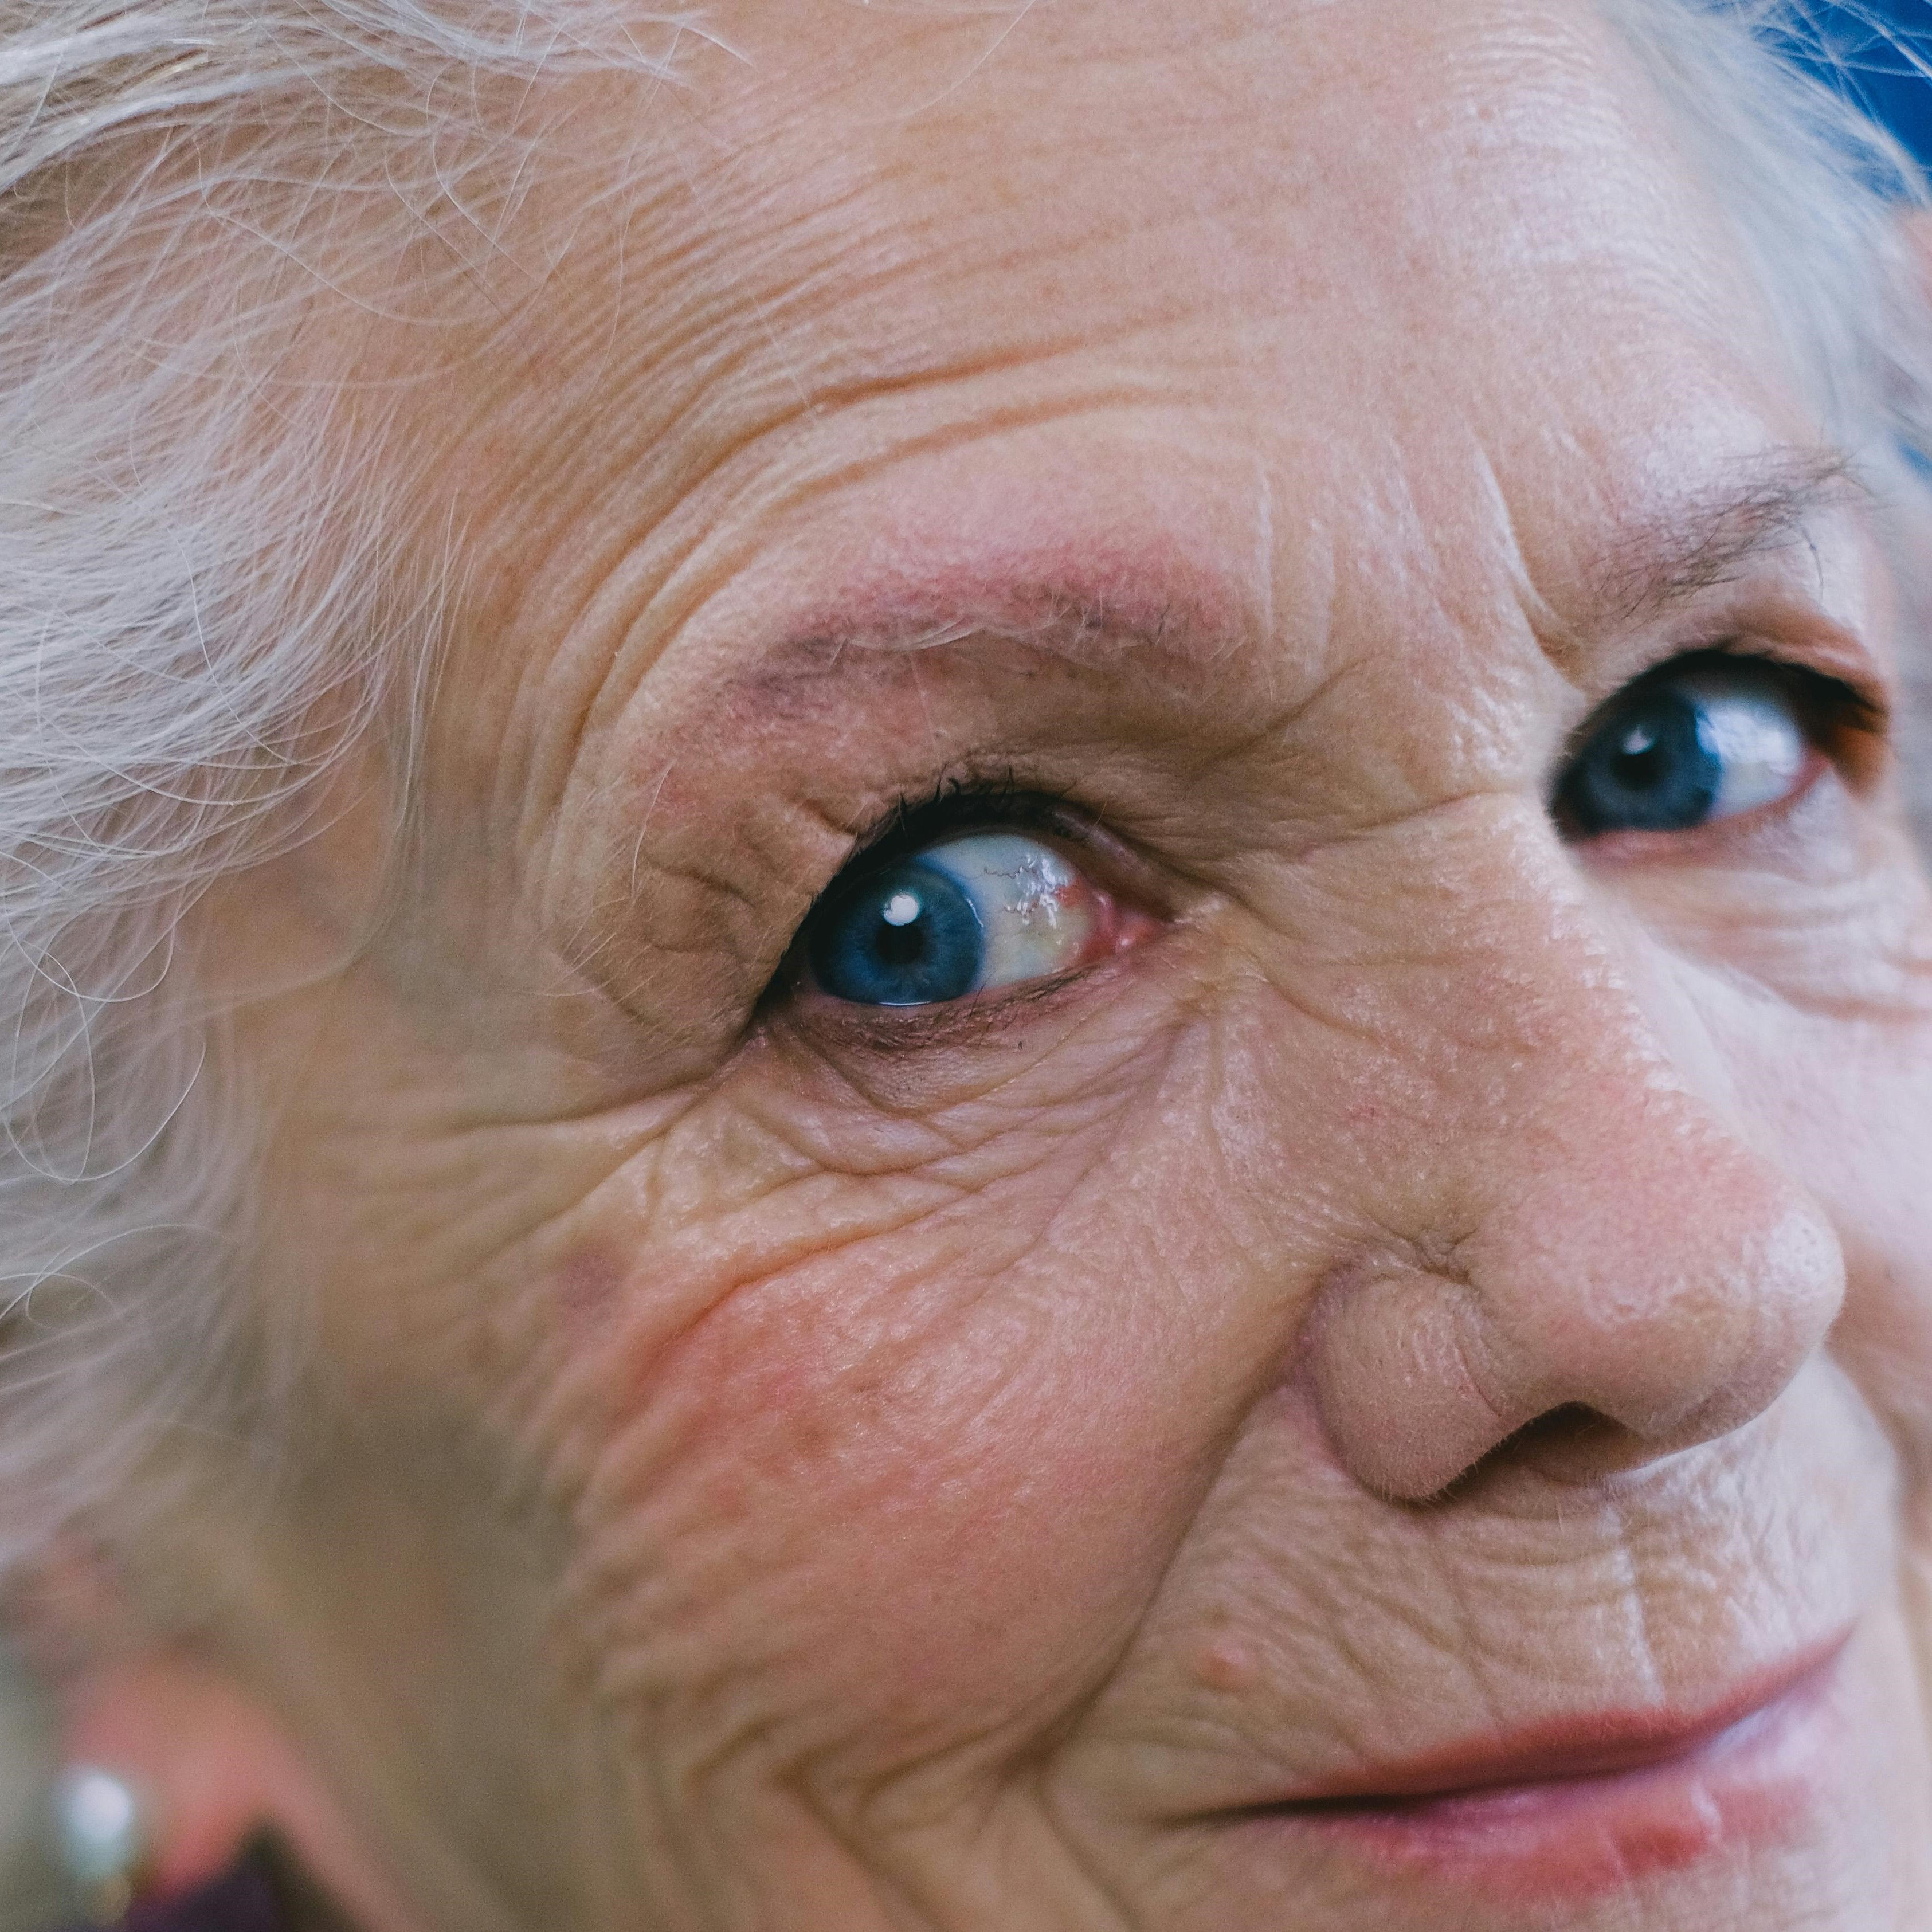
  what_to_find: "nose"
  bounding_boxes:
[1299,828,1845,1502]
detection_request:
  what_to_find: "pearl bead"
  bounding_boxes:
[52,1766,147,1923]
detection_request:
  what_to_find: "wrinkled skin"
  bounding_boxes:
[93,2,1932,1929]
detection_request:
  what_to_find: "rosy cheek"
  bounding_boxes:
[561,1237,1189,1772]
[540,1014,1216,1780]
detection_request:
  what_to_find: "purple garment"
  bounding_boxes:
[58,1860,285,1932]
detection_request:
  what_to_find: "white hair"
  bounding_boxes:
[0,0,691,1569]
[0,0,1923,1573]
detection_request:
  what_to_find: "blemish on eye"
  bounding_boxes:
[1007,849,1077,929]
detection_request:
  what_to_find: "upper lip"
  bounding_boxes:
[1255,1631,1851,1809]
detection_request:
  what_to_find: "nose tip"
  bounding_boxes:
[1305,1131,1845,1502]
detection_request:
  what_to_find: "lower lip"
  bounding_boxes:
[1245,1652,1846,1909]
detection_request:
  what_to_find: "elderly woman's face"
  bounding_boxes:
[196,0,1932,1927]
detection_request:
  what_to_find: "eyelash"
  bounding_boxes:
[1565,646,1880,794]
[1760,656,1882,763]
[1671,645,1872,727]
[839,651,1876,857]
[837,771,1092,868]
[771,645,1881,1025]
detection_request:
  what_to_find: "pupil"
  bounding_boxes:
[808,859,986,1005]
[1561,687,1721,836]
[874,901,931,967]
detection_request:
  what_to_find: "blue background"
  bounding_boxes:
[1800,3,1932,169]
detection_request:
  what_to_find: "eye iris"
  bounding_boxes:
[809,860,986,1005]
[1562,687,1721,836]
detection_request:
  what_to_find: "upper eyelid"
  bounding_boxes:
[792,640,1882,928]
[1692,640,1885,727]
[1564,644,1884,746]
[1592,582,1893,715]
[836,780,1095,872]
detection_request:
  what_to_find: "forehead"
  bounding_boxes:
[402,0,1818,723]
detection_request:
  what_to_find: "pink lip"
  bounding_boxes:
[1224,1633,1851,1907]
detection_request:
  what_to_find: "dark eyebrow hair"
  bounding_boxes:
[1596,445,1863,625]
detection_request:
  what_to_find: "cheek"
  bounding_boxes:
[1708,992,1932,1478]
[571,1245,1192,1765]
[530,992,1301,1795]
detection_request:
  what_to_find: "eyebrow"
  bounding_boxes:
[737,444,1868,712]
[748,587,1212,696]
[1594,445,1863,625]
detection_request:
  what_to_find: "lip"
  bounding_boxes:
[1216,1632,1852,1907]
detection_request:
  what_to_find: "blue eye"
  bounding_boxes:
[1557,662,1812,838]
[806,832,1099,1008]
[808,856,985,1006]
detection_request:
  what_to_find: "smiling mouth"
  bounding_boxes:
[1216,1633,1852,1906]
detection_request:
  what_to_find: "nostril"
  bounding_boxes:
[1433,1403,1631,1500]
[1501,1402,1602,1449]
